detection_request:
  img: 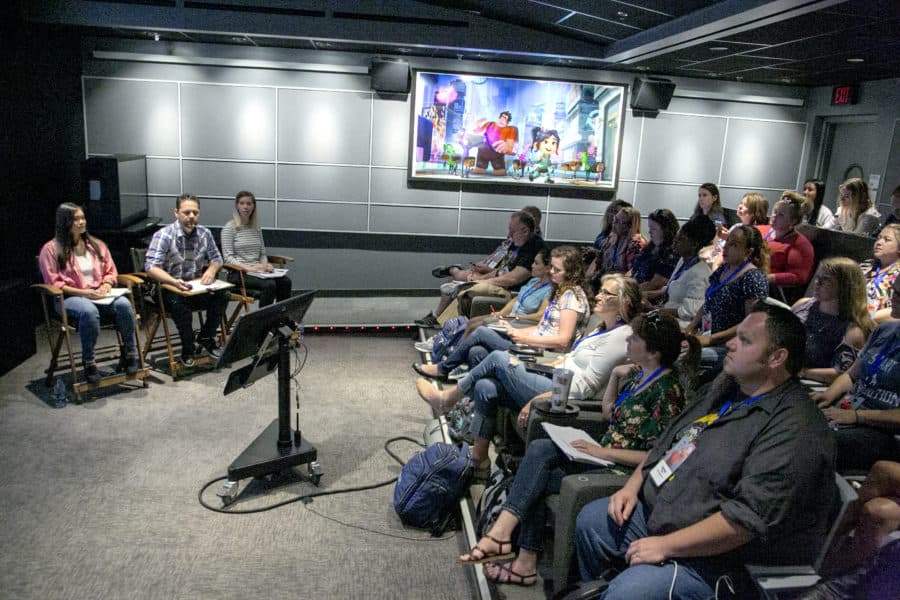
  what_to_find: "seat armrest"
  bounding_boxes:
[746,563,821,597]
[469,294,508,317]
[32,283,63,297]
[266,254,293,266]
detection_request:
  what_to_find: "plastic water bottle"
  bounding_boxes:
[52,378,67,409]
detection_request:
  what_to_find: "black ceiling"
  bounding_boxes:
[18,0,900,86]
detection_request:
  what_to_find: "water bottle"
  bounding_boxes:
[52,378,68,408]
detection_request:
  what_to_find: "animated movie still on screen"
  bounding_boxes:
[410,71,625,189]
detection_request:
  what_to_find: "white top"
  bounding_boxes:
[836,206,881,237]
[75,254,95,285]
[807,205,836,229]
[562,324,632,400]
[662,257,712,326]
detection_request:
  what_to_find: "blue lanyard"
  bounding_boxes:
[573,322,624,350]
[869,262,887,295]
[541,297,558,323]
[765,229,775,241]
[670,256,699,283]
[717,391,765,419]
[705,261,751,301]
[517,281,550,308]
[610,236,627,268]
[613,367,664,414]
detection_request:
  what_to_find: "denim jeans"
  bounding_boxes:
[458,350,553,440]
[440,326,513,373]
[161,288,229,355]
[502,439,597,552]
[575,497,717,599]
[58,295,138,364]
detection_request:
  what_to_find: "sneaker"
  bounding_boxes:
[84,363,102,384]
[196,338,222,360]
[180,355,195,368]
[414,313,440,328]
[447,365,469,381]
[125,356,141,376]
[414,337,435,353]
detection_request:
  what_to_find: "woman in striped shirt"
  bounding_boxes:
[221,190,292,307]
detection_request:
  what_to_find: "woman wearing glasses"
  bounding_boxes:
[767,195,815,289]
[417,275,641,478]
[455,311,700,587]
[835,178,881,237]
[864,224,900,323]
[413,245,588,381]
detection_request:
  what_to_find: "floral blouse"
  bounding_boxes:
[863,259,900,316]
[703,266,769,333]
[536,287,590,338]
[599,370,686,452]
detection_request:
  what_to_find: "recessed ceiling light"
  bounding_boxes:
[709,46,729,52]
[231,36,249,43]
[616,11,628,18]
[846,57,864,63]
[636,65,649,71]
[708,72,718,76]
[735,75,744,81]
[397,47,411,54]
[780,77,793,83]
[142,31,160,41]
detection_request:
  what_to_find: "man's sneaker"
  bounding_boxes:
[414,337,435,353]
[414,313,440,328]
[84,363,102,384]
[196,338,222,360]
[180,354,195,368]
[447,365,469,381]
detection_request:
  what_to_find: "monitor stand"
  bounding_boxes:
[219,331,320,505]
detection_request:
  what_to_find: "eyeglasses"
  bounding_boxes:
[597,288,617,297]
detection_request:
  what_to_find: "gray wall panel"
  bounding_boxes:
[618,114,642,180]
[149,195,174,221]
[638,114,727,183]
[371,168,458,206]
[277,164,369,202]
[545,212,605,242]
[277,201,368,231]
[460,190,542,210]
[278,89,372,164]
[635,182,700,219]
[191,197,236,227]
[370,205,459,234]
[615,180,636,205]
[459,209,515,237]
[372,97,410,167]
[181,84,276,160]
[84,78,179,156]
[721,119,805,190]
[147,158,181,196]
[548,196,605,214]
[182,160,275,198]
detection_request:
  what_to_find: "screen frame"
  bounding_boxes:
[407,69,627,191]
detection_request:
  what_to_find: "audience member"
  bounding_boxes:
[692,182,727,228]
[794,257,876,384]
[586,206,644,293]
[585,199,631,262]
[864,224,900,322]
[520,205,543,237]
[457,312,699,587]
[628,208,678,297]
[416,275,641,481]
[685,225,769,370]
[884,184,900,226]
[836,177,881,237]
[575,305,835,599]
[801,178,836,229]
[706,192,769,270]
[413,246,588,380]
[221,190,291,307]
[144,194,229,365]
[657,215,716,326]
[417,210,541,327]
[39,203,140,382]
[813,319,899,472]
[766,195,815,288]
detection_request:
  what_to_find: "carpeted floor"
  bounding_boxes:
[0,330,472,599]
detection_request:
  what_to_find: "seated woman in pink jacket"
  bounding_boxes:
[39,203,140,383]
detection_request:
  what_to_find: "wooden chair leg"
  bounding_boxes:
[45,328,66,387]
[61,327,82,404]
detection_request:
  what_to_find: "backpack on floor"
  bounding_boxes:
[475,464,516,539]
[430,316,468,363]
[389,438,473,536]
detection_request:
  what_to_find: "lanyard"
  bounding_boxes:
[517,281,550,308]
[670,256,699,283]
[541,297,558,323]
[613,367,664,417]
[705,261,751,300]
[717,391,765,419]
[869,262,888,295]
[765,229,775,241]
[573,322,624,350]
[610,236,627,268]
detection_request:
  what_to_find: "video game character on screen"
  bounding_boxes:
[528,128,560,184]
[470,110,518,176]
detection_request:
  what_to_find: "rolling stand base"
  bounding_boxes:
[227,419,318,482]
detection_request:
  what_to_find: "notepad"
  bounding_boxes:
[89,288,130,306]
[247,268,289,280]
[541,423,613,467]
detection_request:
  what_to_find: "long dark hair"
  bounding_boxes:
[598,199,631,242]
[643,208,679,256]
[630,311,701,382]
[54,202,101,269]
[803,179,826,225]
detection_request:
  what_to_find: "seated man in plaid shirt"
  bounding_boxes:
[145,194,229,366]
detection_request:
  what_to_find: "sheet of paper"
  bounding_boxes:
[541,423,613,466]
[182,278,234,295]
[246,268,289,280]
[89,288,130,305]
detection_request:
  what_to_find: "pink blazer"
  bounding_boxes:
[39,238,118,290]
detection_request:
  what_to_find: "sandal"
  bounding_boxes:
[483,561,537,587]
[457,534,516,564]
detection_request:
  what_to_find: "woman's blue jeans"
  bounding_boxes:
[501,439,598,552]
[458,350,553,440]
[58,295,138,364]
[439,326,513,373]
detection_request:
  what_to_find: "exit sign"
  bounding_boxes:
[831,85,859,105]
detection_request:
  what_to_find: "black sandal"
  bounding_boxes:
[457,535,516,565]
[484,561,537,587]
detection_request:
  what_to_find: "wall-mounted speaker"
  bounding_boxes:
[630,77,676,117]
[370,58,410,94]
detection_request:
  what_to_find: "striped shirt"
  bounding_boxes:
[221,222,267,267]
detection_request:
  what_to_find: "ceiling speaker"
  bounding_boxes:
[630,77,675,116]
[370,58,410,94]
